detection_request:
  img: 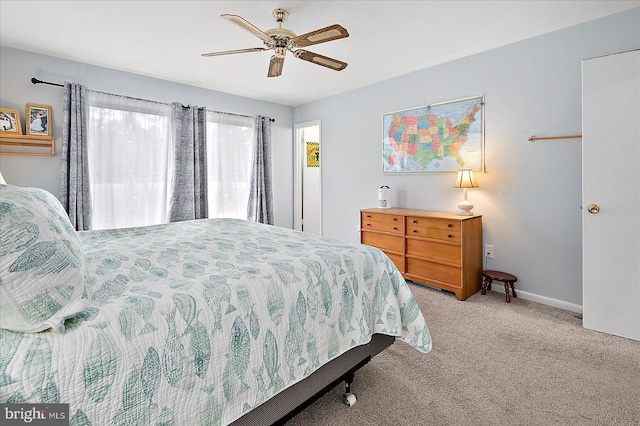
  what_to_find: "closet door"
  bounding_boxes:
[582,49,639,341]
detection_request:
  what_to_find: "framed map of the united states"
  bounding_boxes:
[382,96,484,173]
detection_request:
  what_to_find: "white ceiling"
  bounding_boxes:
[1,1,637,106]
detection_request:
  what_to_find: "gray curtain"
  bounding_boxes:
[168,104,208,222]
[247,116,274,225]
[59,82,92,231]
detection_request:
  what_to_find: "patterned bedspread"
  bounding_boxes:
[1,218,431,425]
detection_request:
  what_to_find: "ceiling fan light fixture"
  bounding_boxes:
[204,9,349,77]
[274,46,287,58]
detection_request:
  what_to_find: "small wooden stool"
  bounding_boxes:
[481,270,517,303]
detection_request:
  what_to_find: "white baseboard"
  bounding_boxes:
[489,287,583,314]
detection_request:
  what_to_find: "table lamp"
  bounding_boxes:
[454,169,478,215]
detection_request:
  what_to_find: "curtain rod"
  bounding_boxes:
[31,77,64,87]
[212,110,274,122]
[30,77,275,123]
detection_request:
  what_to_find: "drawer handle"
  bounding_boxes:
[447,234,452,238]
[393,227,398,231]
[412,229,418,233]
[447,224,452,228]
[412,220,417,224]
[366,215,371,218]
[366,223,371,227]
[393,218,398,222]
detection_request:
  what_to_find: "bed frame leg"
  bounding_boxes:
[341,374,357,407]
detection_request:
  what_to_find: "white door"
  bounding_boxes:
[582,49,640,341]
[294,121,322,235]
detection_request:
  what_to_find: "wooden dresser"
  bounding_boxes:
[360,208,482,301]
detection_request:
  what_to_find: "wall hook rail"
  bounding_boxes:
[528,134,582,142]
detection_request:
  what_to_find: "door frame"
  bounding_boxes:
[293,119,322,233]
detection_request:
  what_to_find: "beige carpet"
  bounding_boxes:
[287,283,640,425]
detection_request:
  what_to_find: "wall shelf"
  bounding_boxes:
[0,133,54,156]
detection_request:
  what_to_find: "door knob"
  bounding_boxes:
[587,204,600,214]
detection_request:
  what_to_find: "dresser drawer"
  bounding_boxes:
[407,217,460,232]
[406,239,461,265]
[361,231,404,253]
[406,257,462,286]
[362,220,403,233]
[407,226,461,242]
[361,212,403,234]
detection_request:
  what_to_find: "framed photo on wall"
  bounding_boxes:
[382,95,484,173]
[26,104,52,136]
[0,108,22,134]
[306,142,320,167]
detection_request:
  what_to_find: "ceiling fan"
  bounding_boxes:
[202,8,349,77]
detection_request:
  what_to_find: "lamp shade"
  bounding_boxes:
[453,169,478,188]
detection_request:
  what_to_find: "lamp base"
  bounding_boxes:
[457,200,474,216]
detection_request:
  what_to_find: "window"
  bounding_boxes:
[206,112,255,219]
[86,94,257,229]
[87,92,173,230]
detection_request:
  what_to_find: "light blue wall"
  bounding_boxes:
[293,9,640,308]
[0,47,295,228]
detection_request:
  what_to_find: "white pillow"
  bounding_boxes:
[0,185,87,332]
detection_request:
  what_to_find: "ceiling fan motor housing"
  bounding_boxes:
[265,28,297,39]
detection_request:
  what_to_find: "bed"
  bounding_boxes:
[0,184,431,425]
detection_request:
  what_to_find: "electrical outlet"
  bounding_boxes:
[484,244,494,258]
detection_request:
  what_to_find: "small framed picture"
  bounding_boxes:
[0,108,22,134]
[306,142,320,167]
[26,104,52,136]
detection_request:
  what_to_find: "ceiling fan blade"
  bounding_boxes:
[292,24,349,47]
[268,56,285,78]
[201,47,268,57]
[294,50,348,71]
[222,14,274,43]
